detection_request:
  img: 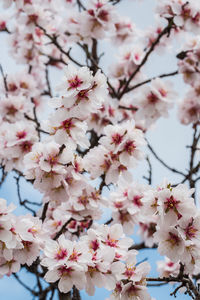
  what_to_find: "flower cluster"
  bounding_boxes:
[0,120,38,172]
[0,0,200,299]
[177,38,200,125]
[0,199,45,276]
[143,183,200,274]
[24,141,73,192]
[108,180,148,235]
[41,223,151,298]
[83,120,146,184]
[44,64,108,149]
[157,0,200,33]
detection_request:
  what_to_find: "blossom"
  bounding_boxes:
[24,141,73,193]
[178,92,200,125]
[84,121,145,184]
[0,120,38,172]
[157,257,180,278]
[154,226,185,262]
[134,78,176,127]
[80,0,118,39]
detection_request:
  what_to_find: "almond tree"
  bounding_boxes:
[0,0,200,299]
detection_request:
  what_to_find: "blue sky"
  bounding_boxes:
[0,0,195,299]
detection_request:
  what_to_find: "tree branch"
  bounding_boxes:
[0,64,8,94]
[147,140,186,176]
[118,19,174,99]
[14,175,37,216]
[37,25,83,67]
[126,70,179,93]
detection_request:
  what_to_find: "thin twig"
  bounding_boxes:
[147,141,186,176]
[143,156,152,185]
[129,242,157,251]
[41,202,49,222]
[53,218,73,240]
[126,70,179,93]
[0,64,8,93]
[45,66,52,97]
[76,0,86,10]
[13,273,37,296]
[119,105,138,112]
[0,166,7,187]
[37,24,83,67]
[118,19,174,99]
[14,175,37,216]
[104,218,113,225]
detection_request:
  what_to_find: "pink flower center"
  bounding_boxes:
[74,161,81,172]
[0,21,6,30]
[22,240,32,250]
[167,261,174,267]
[106,236,117,247]
[96,2,103,9]
[164,196,182,219]
[100,159,111,171]
[78,195,89,206]
[181,7,191,20]
[10,227,16,233]
[188,106,199,117]
[88,9,95,17]
[127,285,140,297]
[111,133,123,145]
[28,227,37,236]
[125,52,131,60]
[124,140,136,154]
[48,155,58,166]
[119,210,130,223]
[68,76,83,89]
[124,266,135,279]
[25,49,33,61]
[192,12,200,24]
[133,195,143,207]
[16,131,27,139]
[167,232,180,247]
[147,92,159,104]
[134,53,140,61]
[69,250,80,262]
[123,190,128,197]
[20,141,32,152]
[8,83,17,92]
[114,201,124,209]
[115,283,123,293]
[28,14,38,24]
[6,105,18,116]
[20,82,29,89]
[68,220,77,229]
[76,89,89,102]
[25,33,33,41]
[55,248,68,260]
[91,191,100,200]
[185,224,197,239]
[108,106,115,117]
[52,220,62,228]
[118,164,127,172]
[98,9,109,22]
[88,265,98,274]
[61,119,75,135]
[59,266,72,276]
[90,239,99,251]
[35,27,43,37]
